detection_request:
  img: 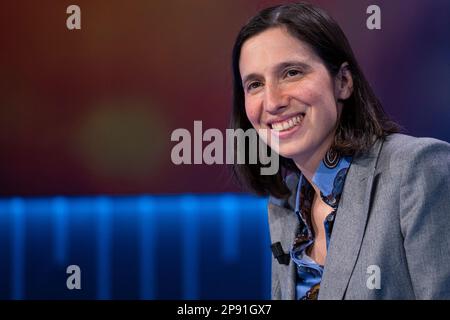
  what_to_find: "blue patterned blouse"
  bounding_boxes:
[290,151,352,300]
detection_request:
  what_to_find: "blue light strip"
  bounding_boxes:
[181,195,198,299]
[52,197,68,265]
[1,194,270,299]
[220,195,239,263]
[11,198,25,300]
[259,199,271,299]
[96,197,112,299]
[138,196,156,299]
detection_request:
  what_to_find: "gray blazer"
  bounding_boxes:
[268,133,450,299]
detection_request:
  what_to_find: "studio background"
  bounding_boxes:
[0,0,449,299]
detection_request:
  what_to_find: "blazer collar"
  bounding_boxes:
[318,137,385,299]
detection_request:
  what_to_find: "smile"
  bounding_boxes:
[270,114,304,132]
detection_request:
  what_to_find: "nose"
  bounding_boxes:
[263,83,289,114]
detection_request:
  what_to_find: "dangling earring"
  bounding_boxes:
[324,148,340,169]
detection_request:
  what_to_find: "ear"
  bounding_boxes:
[334,62,353,101]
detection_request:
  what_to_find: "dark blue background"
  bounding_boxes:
[0,195,271,299]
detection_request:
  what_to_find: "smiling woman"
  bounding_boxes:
[230,2,450,300]
[240,26,349,167]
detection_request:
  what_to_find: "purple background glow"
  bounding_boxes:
[1,0,449,196]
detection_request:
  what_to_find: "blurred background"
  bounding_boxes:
[0,0,449,299]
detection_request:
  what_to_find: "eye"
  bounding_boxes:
[285,69,302,78]
[247,81,263,92]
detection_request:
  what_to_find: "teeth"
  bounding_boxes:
[271,115,304,131]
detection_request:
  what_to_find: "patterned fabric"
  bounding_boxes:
[290,150,352,300]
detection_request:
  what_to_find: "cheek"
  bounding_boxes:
[297,72,337,109]
[244,100,261,127]
[301,88,339,130]
[309,98,338,131]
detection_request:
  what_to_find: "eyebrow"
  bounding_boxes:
[241,60,311,86]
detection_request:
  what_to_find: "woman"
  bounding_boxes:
[231,2,450,299]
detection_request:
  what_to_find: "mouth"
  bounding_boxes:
[268,113,305,132]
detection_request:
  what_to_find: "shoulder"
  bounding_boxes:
[377,134,450,216]
[377,133,450,171]
[382,133,450,153]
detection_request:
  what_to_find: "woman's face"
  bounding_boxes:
[239,27,348,164]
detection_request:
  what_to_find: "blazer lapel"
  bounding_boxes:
[318,138,384,299]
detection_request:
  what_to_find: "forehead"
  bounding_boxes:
[239,27,320,75]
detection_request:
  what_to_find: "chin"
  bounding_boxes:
[276,145,306,160]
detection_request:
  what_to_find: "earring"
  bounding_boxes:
[324,148,340,169]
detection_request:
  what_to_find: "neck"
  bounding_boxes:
[293,133,334,188]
